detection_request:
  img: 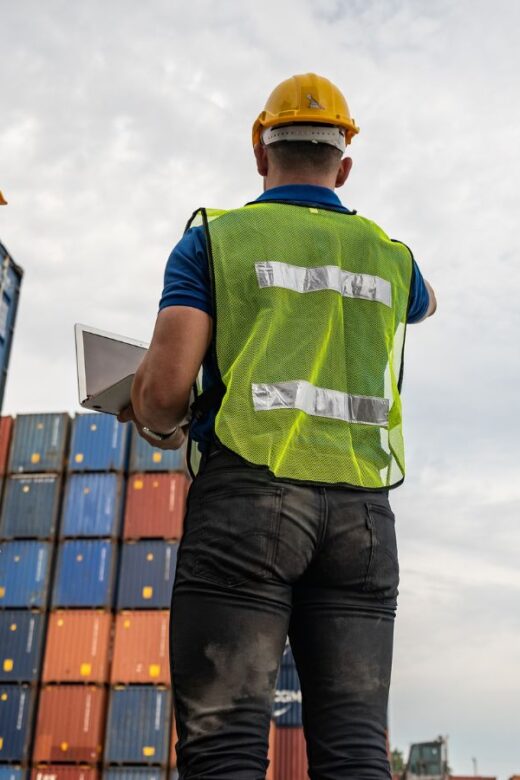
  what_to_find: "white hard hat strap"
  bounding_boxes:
[261,124,346,152]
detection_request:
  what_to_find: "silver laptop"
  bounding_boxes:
[75,323,149,415]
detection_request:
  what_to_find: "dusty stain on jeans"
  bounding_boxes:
[187,632,280,736]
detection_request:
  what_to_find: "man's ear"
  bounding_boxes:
[254,143,269,177]
[336,156,353,188]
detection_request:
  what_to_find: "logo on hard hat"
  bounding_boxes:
[307,94,325,110]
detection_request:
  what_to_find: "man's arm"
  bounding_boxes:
[407,259,437,324]
[130,305,212,433]
[423,279,437,318]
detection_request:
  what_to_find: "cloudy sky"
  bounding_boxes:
[1,0,519,776]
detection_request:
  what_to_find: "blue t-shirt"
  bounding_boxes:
[159,185,430,450]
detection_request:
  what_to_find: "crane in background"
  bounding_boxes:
[394,737,497,780]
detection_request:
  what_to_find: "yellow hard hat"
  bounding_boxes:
[0,191,7,206]
[252,73,359,148]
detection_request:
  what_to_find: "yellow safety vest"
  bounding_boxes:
[191,202,413,488]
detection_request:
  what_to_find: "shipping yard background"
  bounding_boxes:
[1,0,519,778]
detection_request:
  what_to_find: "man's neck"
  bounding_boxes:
[263,173,336,191]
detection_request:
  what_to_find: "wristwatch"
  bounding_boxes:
[142,426,178,442]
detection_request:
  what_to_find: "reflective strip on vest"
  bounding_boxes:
[252,381,389,426]
[255,261,392,307]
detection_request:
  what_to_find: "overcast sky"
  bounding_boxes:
[1,1,519,777]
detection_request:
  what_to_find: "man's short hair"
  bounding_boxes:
[267,141,342,173]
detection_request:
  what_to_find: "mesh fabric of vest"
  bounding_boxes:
[202,203,413,488]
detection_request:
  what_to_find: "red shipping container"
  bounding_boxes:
[42,611,112,683]
[0,416,13,475]
[32,768,100,780]
[170,711,178,767]
[123,474,188,540]
[266,721,276,780]
[33,685,107,763]
[275,727,307,780]
[111,611,170,685]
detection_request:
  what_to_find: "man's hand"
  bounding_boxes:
[117,404,187,451]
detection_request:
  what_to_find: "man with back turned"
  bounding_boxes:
[121,73,437,779]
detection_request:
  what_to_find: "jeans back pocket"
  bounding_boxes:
[363,502,399,599]
[192,487,283,588]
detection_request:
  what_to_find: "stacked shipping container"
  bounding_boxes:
[271,644,307,779]
[106,421,187,776]
[0,413,70,776]
[36,415,127,772]
[0,415,304,778]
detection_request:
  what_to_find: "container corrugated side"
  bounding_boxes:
[0,416,14,475]
[32,768,99,780]
[68,415,129,473]
[116,541,178,609]
[52,540,117,608]
[0,540,53,608]
[104,686,171,766]
[169,715,177,767]
[111,611,170,685]
[42,610,112,683]
[0,610,46,683]
[0,767,26,780]
[60,473,124,538]
[32,684,107,763]
[0,475,62,539]
[104,770,166,780]
[274,726,307,780]
[266,721,276,780]
[123,475,187,540]
[8,414,69,474]
[0,683,36,762]
[0,244,23,412]
[272,657,302,727]
[129,424,186,474]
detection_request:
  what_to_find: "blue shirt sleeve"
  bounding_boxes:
[407,259,430,324]
[159,225,213,316]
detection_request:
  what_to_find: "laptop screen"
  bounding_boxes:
[82,330,148,398]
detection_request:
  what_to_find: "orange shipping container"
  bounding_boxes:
[32,768,100,780]
[275,726,307,780]
[111,611,170,685]
[42,611,112,683]
[123,474,188,540]
[33,685,107,763]
[0,416,13,475]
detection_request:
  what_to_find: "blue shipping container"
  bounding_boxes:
[52,539,116,608]
[104,770,167,780]
[0,610,46,683]
[0,474,62,539]
[129,424,186,473]
[9,413,69,474]
[0,540,53,607]
[0,767,26,780]
[104,686,171,765]
[117,541,178,609]
[0,684,36,762]
[272,654,302,727]
[0,243,23,412]
[69,414,129,472]
[60,473,124,538]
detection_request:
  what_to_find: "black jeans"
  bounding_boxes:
[170,447,399,780]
